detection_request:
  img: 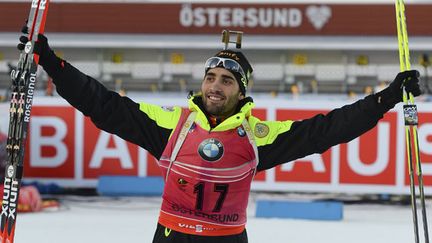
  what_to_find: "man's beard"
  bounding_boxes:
[204,100,226,116]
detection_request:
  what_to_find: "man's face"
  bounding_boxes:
[201,67,244,117]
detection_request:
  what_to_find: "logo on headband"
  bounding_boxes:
[240,77,248,90]
[217,51,241,62]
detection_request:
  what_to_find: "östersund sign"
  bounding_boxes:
[179,5,332,30]
[2,3,432,35]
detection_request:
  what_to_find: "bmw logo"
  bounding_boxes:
[237,127,246,137]
[198,138,224,162]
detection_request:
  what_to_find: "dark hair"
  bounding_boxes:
[207,49,253,95]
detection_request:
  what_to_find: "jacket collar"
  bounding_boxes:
[187,95,254,131]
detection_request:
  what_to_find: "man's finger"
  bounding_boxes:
[19,35,28,43]
[21,25,28,34]
[17,43,25,51]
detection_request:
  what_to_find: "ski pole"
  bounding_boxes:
[395,1,430,242]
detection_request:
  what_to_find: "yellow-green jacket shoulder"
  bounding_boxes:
[139,95,294,147]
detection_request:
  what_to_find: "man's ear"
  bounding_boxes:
[238,92,245,100]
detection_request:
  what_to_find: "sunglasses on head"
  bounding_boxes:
[204,57,247,81]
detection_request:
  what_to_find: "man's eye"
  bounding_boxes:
[223,79,233,85]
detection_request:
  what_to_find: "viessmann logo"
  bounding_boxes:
[179,4,332,30]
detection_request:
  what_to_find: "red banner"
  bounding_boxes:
[1,97,431,195]
[1,2,431,36]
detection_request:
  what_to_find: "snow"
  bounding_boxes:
[13,194,430,243]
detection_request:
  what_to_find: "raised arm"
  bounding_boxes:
[17,33,177,159]
[256,70,421,171]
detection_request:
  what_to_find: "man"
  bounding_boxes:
[17,32,420,243]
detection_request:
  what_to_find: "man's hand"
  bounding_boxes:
[16,21,62,72]
[390,70,421,99]
[17,30,51,66]
[376,70,422,109]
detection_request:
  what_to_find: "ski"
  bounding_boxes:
[0,0,50,242]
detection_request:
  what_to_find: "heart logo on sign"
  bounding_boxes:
[306,5,332,30]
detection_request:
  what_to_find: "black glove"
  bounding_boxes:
[17,24,58,68]
[375,70,422,110]
[16,24,29,50]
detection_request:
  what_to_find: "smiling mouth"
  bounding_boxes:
[208,95,225,102]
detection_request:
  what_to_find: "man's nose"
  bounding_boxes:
[209,78,223,90]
